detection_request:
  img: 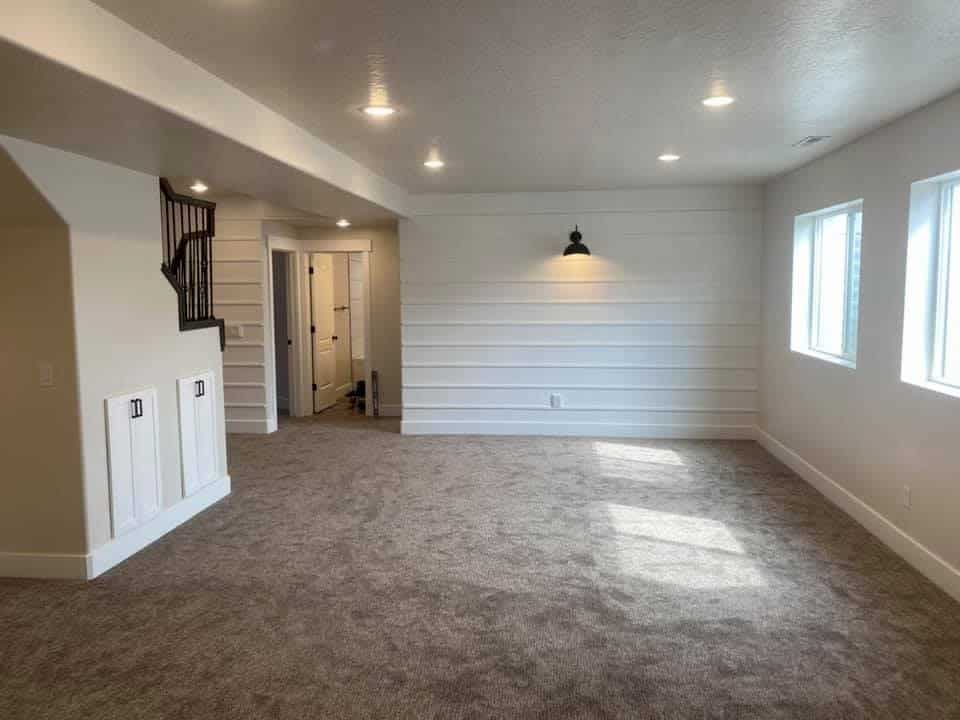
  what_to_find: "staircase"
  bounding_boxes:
[159,178,225,350]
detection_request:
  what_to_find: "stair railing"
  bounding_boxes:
[159,178,225,349]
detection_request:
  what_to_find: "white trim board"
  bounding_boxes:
[402,421,752,438]
[0,476,231,580]
[88,476,231,579]
[753,427,960,604]
[226,418,278,434]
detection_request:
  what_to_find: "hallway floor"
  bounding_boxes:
[2,414,959,719]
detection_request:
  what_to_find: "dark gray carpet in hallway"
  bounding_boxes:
[2,412,959,719]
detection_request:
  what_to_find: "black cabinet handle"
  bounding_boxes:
[131,398,143,419]
[195,379,205,398]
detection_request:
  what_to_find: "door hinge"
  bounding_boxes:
[312,383,317,391]
[310,325,316,334]
[308,266,314,275]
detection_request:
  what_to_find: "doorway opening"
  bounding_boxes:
[271,250,295,417]
[308,252,368,414]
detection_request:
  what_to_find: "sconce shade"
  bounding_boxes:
[563,225,590,256]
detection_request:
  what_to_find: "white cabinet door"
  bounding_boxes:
[178,371,218,497]
[106,388,161,538]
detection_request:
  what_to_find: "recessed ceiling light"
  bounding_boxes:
[361,105,396,117]
[702,95,735,108]
[423,158,445,170]
[658,153,681,163]
[189,180,208,193]
[336,218,351,228]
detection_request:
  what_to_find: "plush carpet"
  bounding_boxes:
[2,410,959,719]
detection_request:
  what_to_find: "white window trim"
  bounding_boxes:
[791,200,863,370]
[930,178,959,390]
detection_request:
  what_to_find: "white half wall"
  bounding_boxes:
[761,89,960,592]
[400,186,763,437]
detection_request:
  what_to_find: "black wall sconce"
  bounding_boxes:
[563,225,590,256]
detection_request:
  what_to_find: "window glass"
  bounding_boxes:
[812,212,850,356]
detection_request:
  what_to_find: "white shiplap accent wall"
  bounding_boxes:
[399,186,763,438]
[213,220,272,434]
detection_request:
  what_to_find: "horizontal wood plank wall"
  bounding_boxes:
[213,220,271,433]
[399,186,763,438]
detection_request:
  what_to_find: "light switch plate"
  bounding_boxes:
[900,485,912,509]
[37,362,54,388]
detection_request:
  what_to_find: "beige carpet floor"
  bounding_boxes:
[2,410,959,719]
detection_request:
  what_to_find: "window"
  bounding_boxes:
[791,201,863,367]
[931,180,960,388]
[902,172,960,398]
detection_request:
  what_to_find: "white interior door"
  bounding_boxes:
[310,253,336,412]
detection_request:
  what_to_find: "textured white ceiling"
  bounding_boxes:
[93,0,960,194]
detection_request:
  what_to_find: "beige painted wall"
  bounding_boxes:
[0,148,86,554]
[0,135,228,553]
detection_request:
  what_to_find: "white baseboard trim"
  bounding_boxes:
[226,418,276,434]
[0,551,90,580]
[0,476,231,581]
[87,475,231,579]
[402,421,754,439]
[379,404,402,418]
[754,427,960,603]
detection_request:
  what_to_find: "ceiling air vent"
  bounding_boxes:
[793,135,831,148]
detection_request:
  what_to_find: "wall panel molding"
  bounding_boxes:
[400,186,762,438]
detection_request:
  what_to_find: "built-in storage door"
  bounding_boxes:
[178,371,218,497]
[106,388,161,538]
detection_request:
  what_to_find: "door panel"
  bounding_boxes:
[179,372,218,497]
[178,377,199,496]
[310,253,336,412]
[131,392,161,522]
[106,395,138,537]
[195,372,217,488]
[333,254,352,393]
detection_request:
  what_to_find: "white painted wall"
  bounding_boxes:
[400,186,763,436]
[213,199,274,434]
[760,89,960,588]
[0,135,229,573]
